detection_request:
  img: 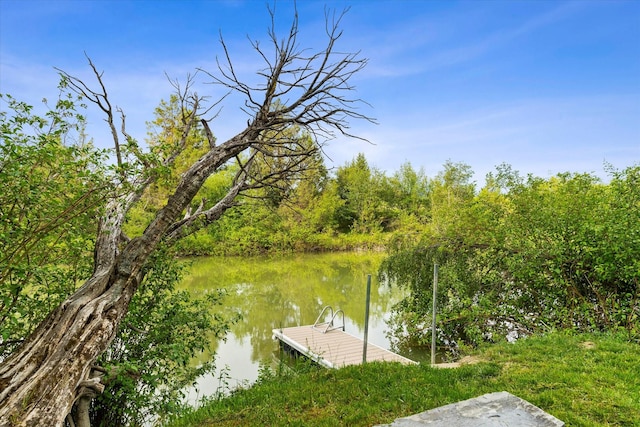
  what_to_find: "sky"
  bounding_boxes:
[1,0,639,185]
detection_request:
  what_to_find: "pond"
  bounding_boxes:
[178,252,423,404]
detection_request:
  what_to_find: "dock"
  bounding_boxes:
[272,325,417,368]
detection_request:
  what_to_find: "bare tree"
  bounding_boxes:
[0,7,373,426]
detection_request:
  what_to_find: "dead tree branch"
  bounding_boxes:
[0,6,374,425]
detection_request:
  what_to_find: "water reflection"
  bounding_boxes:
[178,252,409,404]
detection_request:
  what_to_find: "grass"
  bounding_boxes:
[167,332,640,426]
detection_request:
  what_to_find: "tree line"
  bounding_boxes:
[135,97,434,256]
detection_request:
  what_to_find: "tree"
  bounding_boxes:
[0,93,109,359]
[0,95,238,426]
[0,7,372,426]
[498,169,639,336]
[390,161,430,214]
[381,163,639,356]
[141,94,210,211]
[335,153,382,233]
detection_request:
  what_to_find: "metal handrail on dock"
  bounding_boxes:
[312,305,345,333]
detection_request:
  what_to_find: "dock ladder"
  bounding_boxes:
[312,306,345,333]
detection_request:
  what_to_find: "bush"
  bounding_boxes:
[381,166,640,354]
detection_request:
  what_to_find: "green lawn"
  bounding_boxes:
[168,332,640,426]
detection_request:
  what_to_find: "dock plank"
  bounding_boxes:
[273,325,417,368]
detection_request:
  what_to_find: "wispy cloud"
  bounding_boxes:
[326,92,639,183]
[364,1,585,78]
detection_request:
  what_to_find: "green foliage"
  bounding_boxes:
[0,93,238,425]
[90,247,238,426]
[502,169,640,336]
[0,93,109,357]
[166,332,639,427]
[334,153,399,233]
[123,95,211,238]
[386,162,431,228]
[381,164,640,354]
[145,150,433,256]
[145,95,210,208]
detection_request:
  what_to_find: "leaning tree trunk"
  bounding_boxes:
[0,128,254,425]
[0,199,133,426]
[0,272,136,426]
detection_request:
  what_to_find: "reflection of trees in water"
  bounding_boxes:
[180,253,399,363]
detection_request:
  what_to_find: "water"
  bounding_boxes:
[178,252,415,404]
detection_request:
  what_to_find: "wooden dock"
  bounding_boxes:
[272,325,417,369]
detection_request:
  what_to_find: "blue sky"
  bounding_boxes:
[1,0,639,184]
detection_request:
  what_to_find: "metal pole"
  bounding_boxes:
[363,274,371,363]
[431,263,438,365]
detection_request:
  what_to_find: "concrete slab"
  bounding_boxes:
[376,391,564,427]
